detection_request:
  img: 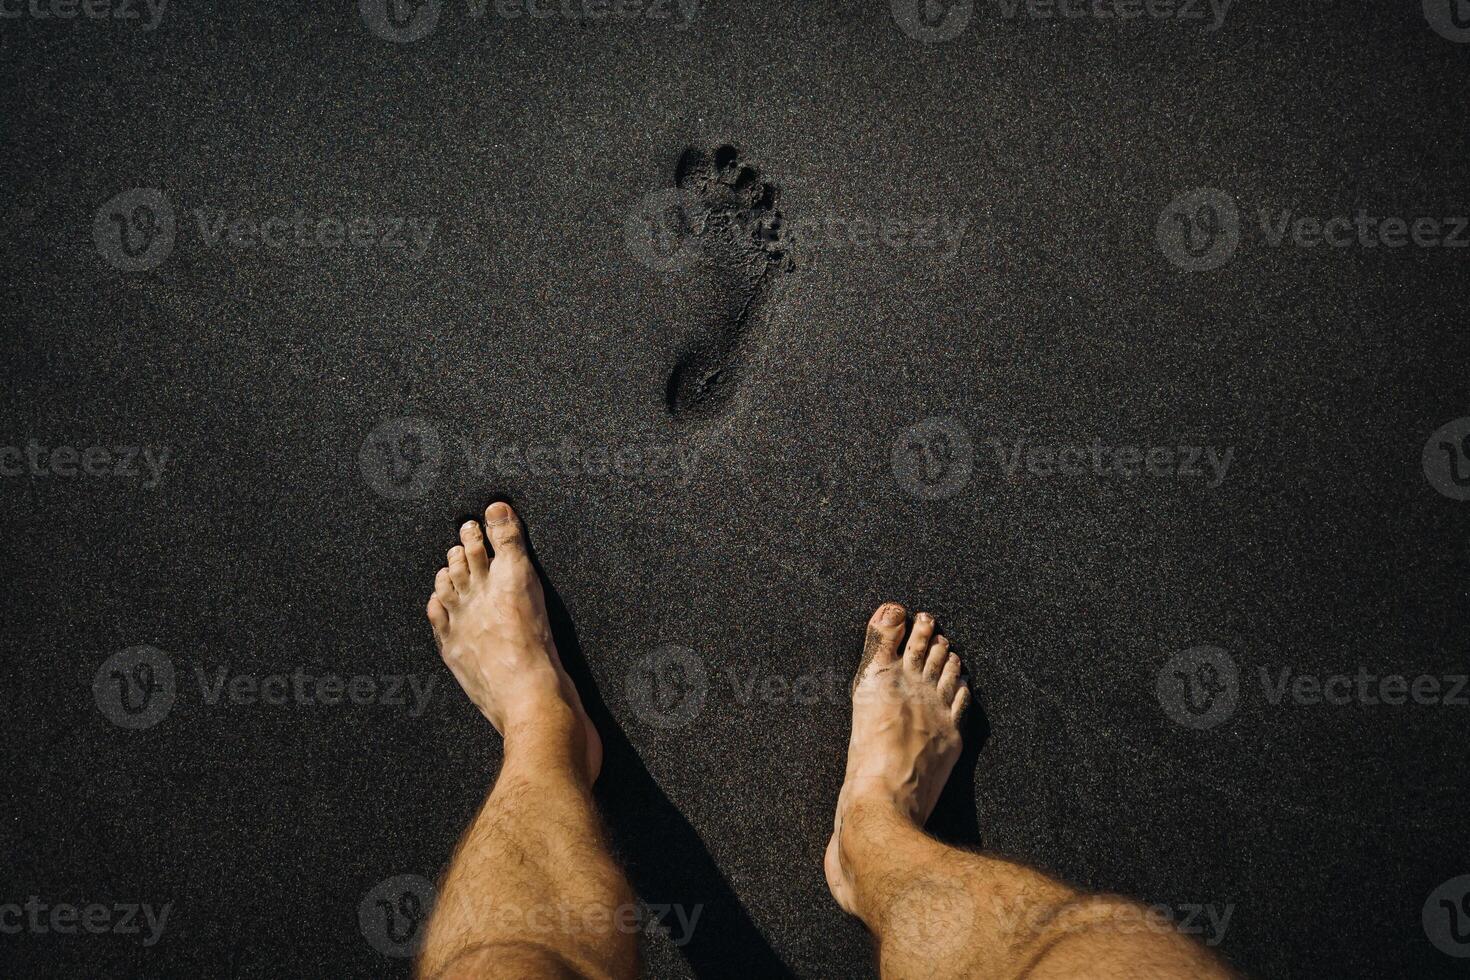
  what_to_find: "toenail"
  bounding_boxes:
[916,612,931,623]
[879,605,904,626]
[487,502,511,525]
[462,521,478,534]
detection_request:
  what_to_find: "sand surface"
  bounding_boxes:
[3,3,1467,977]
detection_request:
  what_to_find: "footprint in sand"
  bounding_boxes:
[643,143,792,422]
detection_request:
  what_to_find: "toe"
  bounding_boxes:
[485,501,528,562]
[904,612,935,667]
[853,603,907,694]
[923,636,950,681]
[460,520,490,575]
[937,654,963,702]
[864,603,907,668]
[434,568,457,607]
[426,594,449,634]
[904,612,936,669]
[951,686,972,724]
[447,546,470,592]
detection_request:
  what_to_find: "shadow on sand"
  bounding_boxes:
[539,570,795,979]
[517,522,991,979]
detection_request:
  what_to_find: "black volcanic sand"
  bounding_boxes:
[3,3,1467,978]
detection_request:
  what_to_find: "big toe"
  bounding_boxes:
[853,603,907,692]
[485,501,529,562]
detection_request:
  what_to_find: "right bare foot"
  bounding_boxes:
[825,603,970,915]
[426,502,602,781]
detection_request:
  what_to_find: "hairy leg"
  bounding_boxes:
[417,503,637,980]
[827,604,1234,980]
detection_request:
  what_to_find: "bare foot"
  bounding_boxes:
[426,502,602,781]
[825,603,970,915]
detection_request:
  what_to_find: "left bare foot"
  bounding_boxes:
[426,502,602,781]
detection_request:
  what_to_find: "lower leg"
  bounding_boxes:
[840,798,1228,979]
[828,604,1233,980]
[417,504,636,980]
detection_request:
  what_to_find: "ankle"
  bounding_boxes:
[841,780,916,826]
[502,696,591,781]
[836,791,912,871]
[500,670,575,725]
